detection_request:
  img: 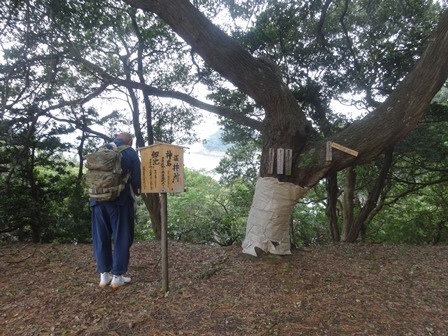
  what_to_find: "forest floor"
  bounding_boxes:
[0,241,447,336]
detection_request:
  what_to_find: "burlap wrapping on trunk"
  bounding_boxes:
[242,177,308,256]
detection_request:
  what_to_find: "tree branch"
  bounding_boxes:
[69,52,264,131]
[121,0,309,137]
[298,9,448,187]
[316,0,334,48]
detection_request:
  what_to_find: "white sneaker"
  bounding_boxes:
[110,274,131,289]
[99,272,112,288]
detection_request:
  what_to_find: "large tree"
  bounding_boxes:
[120,0,448,255]
[3,0,447,248]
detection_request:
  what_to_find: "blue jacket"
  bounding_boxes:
[90,138,141,206]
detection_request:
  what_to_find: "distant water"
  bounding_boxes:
[183,142,226,173]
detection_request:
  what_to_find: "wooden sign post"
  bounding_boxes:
[139,143,185,293]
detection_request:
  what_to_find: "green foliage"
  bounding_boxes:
[368,184,448,244]
[0,0,203,242]
[134,197,154,241]
[216,141,261,185]
[292,185,331,247]
[333,102,448,244]
[212,0,443,136]
[363,103,448,244]
[40,176,92,244]
[0,151,92,243]
[165,169,253,246]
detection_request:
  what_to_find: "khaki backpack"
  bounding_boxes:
[84,143,130,202]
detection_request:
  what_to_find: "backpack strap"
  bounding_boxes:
[117,145,131,183]
[117,145,130,152]
[102,143,128,152]
[108,142,118,151]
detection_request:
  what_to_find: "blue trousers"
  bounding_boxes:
[91,200,135,275]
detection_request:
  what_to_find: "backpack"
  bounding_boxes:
[84,142,130,202]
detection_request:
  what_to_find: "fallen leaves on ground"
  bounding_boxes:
[0,241,447,335]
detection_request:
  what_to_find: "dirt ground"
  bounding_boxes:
[0,241,447,335]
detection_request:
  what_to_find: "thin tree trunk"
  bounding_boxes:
[140,193,162,239]
[326,173,340,242]
[132,10,162,240]
[341,167,356,241]
[345,148,394,242]
[118,16,163,240]
[28,145,41,243]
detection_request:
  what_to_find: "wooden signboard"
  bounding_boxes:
[276,148,285,174]
[326,141,358,161]
[139,143,186,293]
[268,148,275,174]
[285,149,293,176]
[267,147,293,175]
[139,143,185,193]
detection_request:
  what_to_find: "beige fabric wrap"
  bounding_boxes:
[242,177,308,256]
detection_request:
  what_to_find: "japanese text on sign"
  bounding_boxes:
[140,144,185,193]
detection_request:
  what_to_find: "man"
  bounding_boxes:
[90,132,141,289]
